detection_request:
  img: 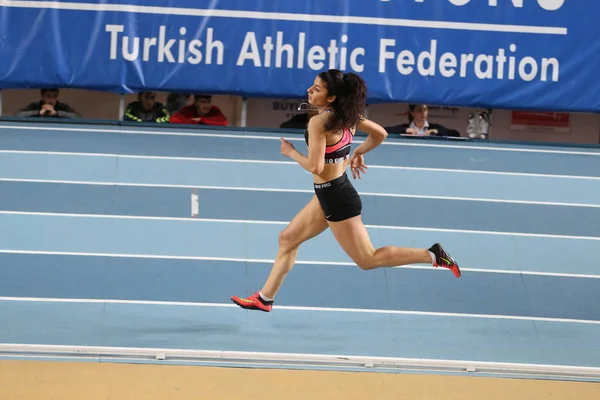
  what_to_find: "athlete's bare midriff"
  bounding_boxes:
[312,159,349,184]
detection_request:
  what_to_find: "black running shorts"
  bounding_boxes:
[314,172,362,222]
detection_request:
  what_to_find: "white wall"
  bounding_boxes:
[245,97,306,129]
[2,89,599,145]
[488,109,600,145]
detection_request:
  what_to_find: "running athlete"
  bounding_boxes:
[231,69,461,312]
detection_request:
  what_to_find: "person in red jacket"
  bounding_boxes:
[169,94,228,126]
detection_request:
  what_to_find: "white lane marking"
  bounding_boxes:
[2,125,599,155]
[0,250,599,279]
[2,150,600,180]
[0,178,599,208]
[1,297,598,325]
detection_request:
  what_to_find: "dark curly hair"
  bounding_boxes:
[317,69,367,133]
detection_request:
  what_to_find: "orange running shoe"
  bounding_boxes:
[429,243,461,278]
[231,292,273,312]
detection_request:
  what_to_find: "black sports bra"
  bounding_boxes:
[304,109,354,164]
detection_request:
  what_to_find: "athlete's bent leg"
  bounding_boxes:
[231,195,329,311]
[328,215,461,277]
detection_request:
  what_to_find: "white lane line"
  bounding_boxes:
[1,297,598,325]
[1,124,598,156]
[2,150,600,180]
[1,211,599,241]
[0,250,598,279]
[0,178,599,208]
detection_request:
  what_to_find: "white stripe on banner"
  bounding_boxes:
[0,1,568,35]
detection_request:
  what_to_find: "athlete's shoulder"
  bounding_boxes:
[309,111,330,128]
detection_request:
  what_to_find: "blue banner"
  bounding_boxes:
[0,0,598,112]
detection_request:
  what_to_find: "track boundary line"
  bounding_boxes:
[0,343,598,380]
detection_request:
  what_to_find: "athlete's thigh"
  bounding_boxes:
[327,215,375,265]
[283,195,329,245]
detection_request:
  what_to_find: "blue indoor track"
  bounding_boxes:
[0,121,599,381]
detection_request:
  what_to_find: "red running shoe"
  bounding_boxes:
[231,292,273,312]
[429,243,462,278]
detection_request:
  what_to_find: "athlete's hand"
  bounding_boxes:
[280,138,296,158]
[349,151,368,179]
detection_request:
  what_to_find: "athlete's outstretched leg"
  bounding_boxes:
[231,195,329,311]
[260,195,329,297]
[328,215,461,277]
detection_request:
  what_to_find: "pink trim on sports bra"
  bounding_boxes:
[303,108,355,164]
[325,127,353,154]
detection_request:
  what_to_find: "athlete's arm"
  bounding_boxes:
[353,117,388,155]
[283,115,327,174]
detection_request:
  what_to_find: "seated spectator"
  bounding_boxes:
[123,92,170,123]
[385,104,460,137]
[279,110,318,129]
[170,94,228,126]
[14,88,80,118]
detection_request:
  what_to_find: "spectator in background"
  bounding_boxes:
[279,110,318,129]
[123,92,170,123]
[385,104,460,137]
[165,93,191,115]
[14,88,80,118]
[170,94,228,126]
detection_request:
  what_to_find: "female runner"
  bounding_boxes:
[231,69,461,312]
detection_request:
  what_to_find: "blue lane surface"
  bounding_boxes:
[1,182,599,237]
[1,301,599,367]
[1,123,600,176]
[1,213,599,276]
[2,122,600,375]
[2,153,600,206]
[1,254,599,321]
